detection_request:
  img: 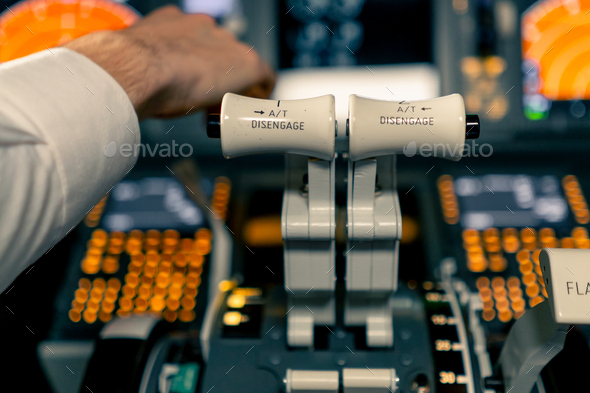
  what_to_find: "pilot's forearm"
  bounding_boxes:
[0,48,139,292]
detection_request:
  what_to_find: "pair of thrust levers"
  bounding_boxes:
[206,93,480,349]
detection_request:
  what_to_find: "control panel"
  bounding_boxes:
[2,2,590,393]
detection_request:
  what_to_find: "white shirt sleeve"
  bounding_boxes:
[0,48,140,292]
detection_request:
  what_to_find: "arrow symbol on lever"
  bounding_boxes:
[421,107,431,111]
[254,110,265,115]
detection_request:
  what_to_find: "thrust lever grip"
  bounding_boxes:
[207,93,336,161]
[348,94,480,162]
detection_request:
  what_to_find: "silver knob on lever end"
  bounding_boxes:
[466,114,480,140]
[207,114,221,139]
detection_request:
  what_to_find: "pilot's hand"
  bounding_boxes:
[64,5,276,120]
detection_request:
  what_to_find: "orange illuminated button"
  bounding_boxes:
[104,288,117,302]
[171,272,185,287]
[519,261,534,275]
[86,300,99,312]
[155,273,170,288]
[0,0,140,63]
[175,252,189,267]
[122,284,136,298]
[92,277,106,291]
[166,297,180,311]
[520,228,536,244]
[483,300,494,310]
[512,298,526,312]
[509,288,523,301]
[188,264,203,276]
[125,273,140,288]
[467,253,487,272]
[572,227,589,239]
[107,277,121,291]
[476,276,490,290]
[507,276,521,289]
[83,309,97,323]
[186,274,201,289]
[71,299,84,312]
[154,286,167,297]
[78,277,91,290]
[98,310,112,323]
[479,287,492,302]
[526,283,540,298]
[516,249,530,264]
[178,309,195,322]
[119,296,133,311]
[75,288,88,303]
[523,272,537,287]
[493,287,507,300]
[184,286,198,298]
[575,237,590,249]
[138,284,152,299]
[164,309,177,322]
[498,309,513,323]
[501,228,520,253]
[482,308,495,322]
[491,277,505,289]
[69,309,81,322]
[135,297,148,311]
[150,296,166,312]
[159,262,173,276]
[181,296,196,310]
[483,228,499,242]
[561,237,574,248]
[489,255,507,272]
[495,298,509,311]
[168,286,183,300]
[101,300,115,313]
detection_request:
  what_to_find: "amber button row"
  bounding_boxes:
[478,276,526,323]
[463,229,487,272]
[69,277,121,323]
[517,248,548,298]
[482,228,501,251]
[463,229,508,272]
[91,228,211,249]
[81,248,120,275]
[84,196,108,228]
[115,245,205,323]
[74,239,207,323]
[563,176,590,224]
[81,229,211,275]
[124,230,211,256]
[463,228,521,258]
[212,177,231,221]
[438,175,459,224]
[115,306,196,323]
[465,226,590,275]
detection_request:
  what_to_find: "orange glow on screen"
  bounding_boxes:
[523,0,590,100]
[0,0,139,63]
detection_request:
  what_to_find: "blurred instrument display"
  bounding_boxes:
[0,0,139,62]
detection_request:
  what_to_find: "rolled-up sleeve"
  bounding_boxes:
[0,47,140,292]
